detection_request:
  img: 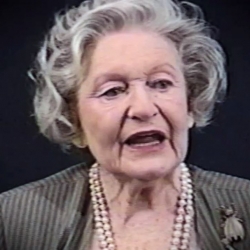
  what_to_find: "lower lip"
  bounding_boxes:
[125,140,166,153]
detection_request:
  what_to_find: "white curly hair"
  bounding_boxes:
[30,0,227,148]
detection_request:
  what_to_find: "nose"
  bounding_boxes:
[127,86,158,121]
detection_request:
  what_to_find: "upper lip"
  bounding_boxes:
[123,129,167,143]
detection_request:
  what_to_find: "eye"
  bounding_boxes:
[101,86,126,98]
[148,79,173,90]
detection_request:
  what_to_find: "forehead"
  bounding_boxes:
[87,30,182,79]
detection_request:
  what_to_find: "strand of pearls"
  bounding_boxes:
[170,163,194,250]
[89,163,115,250]
[89,162,194,250]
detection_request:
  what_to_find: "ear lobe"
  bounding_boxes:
[188,113,195,128]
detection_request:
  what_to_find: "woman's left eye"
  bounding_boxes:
[149,79,173,90]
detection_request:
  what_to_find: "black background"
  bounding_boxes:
[0,0,250,193]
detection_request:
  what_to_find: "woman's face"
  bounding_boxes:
[78,30,194,181]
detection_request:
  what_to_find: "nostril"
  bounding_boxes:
[129,113,158,121]
[127,110,158,121]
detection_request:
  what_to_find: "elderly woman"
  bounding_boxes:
[0,0,250,249]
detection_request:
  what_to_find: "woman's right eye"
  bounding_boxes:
[101,86,126,98]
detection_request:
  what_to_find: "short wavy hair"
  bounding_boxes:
[30,0,227,148]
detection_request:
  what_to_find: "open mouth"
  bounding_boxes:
[124,130,166,147]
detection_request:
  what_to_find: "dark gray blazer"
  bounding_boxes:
[0,163,250,250]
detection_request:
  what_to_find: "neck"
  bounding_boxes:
[100,165,182,224]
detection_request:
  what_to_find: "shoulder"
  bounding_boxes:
[0,162,89,203]
[191,164,250,191]
[0,163,91,249]
[190,165,250,249]
[192,164,250,217]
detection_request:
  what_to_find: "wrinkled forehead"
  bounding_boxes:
[85,30,183,82]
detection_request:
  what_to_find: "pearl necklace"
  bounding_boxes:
[89,163,194,250]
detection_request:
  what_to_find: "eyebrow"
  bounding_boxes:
[94,73,127,86]
[150,62,178,74]
[94,62,179,86]
[149,62,181,82]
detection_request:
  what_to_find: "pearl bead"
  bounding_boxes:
[187,199,193,206]
[177,207,185,215]
[92,196,97,202]
[181,238,189,245]
[107,237,114,243]
[171,237,180,245]
[174,223,182,230]
[94,211,100,217]
[180,193,187,199]
[100,240,107,247]
[181,165,188,172]
[185,215,192,222]
[186,205,194,214]
[173,230,182,237]
[99,204,106,210]
[96,192,102,198]
[179,199,186,206]
[92,167,98,173]
[184,223,191,231]
[95,222,102,228]
[101,210,108,216]
[180,245,188,250]
[105,230,112,237]
[95,216,102,222]
[181,179,188,186]
[102,217,109,223]
[103,223,111,230]
[92,173,98,179]
[97,228,104,235]
[108,244,115,250]
[98,234,106,241]
[170,246,178,250]
[183,232,190,239]
[176,215,184,223]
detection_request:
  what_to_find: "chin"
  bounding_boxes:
[124,160,176,182]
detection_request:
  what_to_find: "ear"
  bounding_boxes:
[188,112,194,128]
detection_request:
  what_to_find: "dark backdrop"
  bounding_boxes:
[0,0,250,193]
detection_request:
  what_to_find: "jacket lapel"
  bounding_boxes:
[192,166,225,250]
[56,172,93,250]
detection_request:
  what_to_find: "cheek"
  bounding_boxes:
[78,99,123,146]
[156,93,190,130]
[159,97,190,159]
[78,102,97,134]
